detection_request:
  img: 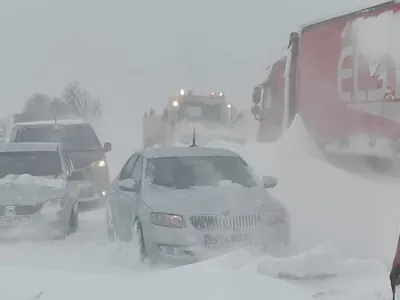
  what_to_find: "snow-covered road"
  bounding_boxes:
[0,115,397,300]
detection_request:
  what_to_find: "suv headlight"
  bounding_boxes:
[41,198,65,214]
[91,160,107,168]
[151,212,186,228]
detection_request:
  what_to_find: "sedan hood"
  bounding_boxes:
[142,183,271,215]
[0,174,66,205]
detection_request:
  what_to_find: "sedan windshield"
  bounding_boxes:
[145,156,258,189]
[0,151,62,178]
[15,124,102,152]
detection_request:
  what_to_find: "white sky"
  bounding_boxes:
[0,0,385,123]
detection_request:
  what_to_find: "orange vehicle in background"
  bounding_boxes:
[143,89,246,148]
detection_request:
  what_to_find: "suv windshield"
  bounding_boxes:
[0,151,62,178]
[145,156,257,189]
[15,124,102,151]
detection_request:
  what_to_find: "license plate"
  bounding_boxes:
[204,233,252,248]
[0,217,30,226]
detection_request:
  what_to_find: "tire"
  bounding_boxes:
[67,206,79,236]
[131,219,146,263]
[106,205,115,242]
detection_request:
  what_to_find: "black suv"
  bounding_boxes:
[8,119,112,207]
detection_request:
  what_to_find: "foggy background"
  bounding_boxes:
[0,0,384,122]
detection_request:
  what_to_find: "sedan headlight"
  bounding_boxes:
[151,212,186,228]
[91,160,106,168]
[41,198,65,214]
[265,212,285,225]
[263,205,288,225]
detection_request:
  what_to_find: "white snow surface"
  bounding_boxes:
[0,113,396,300]
[0,174,65,189]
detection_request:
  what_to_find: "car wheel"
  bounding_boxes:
[67,206,79,235]
[131,219,146,263]
[106,206,115,242]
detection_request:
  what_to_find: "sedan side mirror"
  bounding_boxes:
[103,142,112,153]
[262,176,277,189]
[118,178,137,192]
[68,171,84,181]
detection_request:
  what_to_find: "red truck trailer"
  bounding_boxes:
[251,0,400,173]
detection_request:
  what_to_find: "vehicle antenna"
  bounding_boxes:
[189,126,197,147]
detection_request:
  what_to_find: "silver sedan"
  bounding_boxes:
[0,142,82,239]
[106,146,290,264]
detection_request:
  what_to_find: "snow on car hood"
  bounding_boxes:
[142,182,273,215]
[0,174,66,204]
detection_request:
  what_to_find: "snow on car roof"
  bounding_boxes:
[142,146,240,159]
[12,119,89,127]
[0,142,62,152]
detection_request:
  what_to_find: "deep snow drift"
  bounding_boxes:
[1,256,314,300]
[0,113,396,300]
[209,115,400,265]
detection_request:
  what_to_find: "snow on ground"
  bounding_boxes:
[1,256,314,300]
[208,115,398,299]
[0,113,397,299]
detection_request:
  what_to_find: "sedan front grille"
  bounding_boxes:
[0,204,43,216]
[190,215,261,231]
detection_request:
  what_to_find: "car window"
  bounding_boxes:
[15,124,102,151]
[131,156,143,183]
[144,155,258,189]
[0,151,62,178]
[119,154,138,180]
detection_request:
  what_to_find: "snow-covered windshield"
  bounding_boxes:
[179,102,222,122]
[145,156,258,189]
[15,124,102,151]
[0,151,62,178]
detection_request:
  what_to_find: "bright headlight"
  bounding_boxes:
[41,198,65,214]
[91,160,106,168]
[151,212,186,228]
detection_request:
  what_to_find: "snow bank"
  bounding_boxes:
[209,114,400,266]
[276,114,325,166]
[192,247,390,299]
[0,262,314,300]
[0,174,65,189]
[208,114,325,178]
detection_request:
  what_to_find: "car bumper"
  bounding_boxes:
[77,181,102,202]
[0,209,68,239]
[79,166,110,196]
[143,221,290,265]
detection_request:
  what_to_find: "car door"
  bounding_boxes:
[111,154,138,238]
[62,148,80,203]
[117,155,144,238]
